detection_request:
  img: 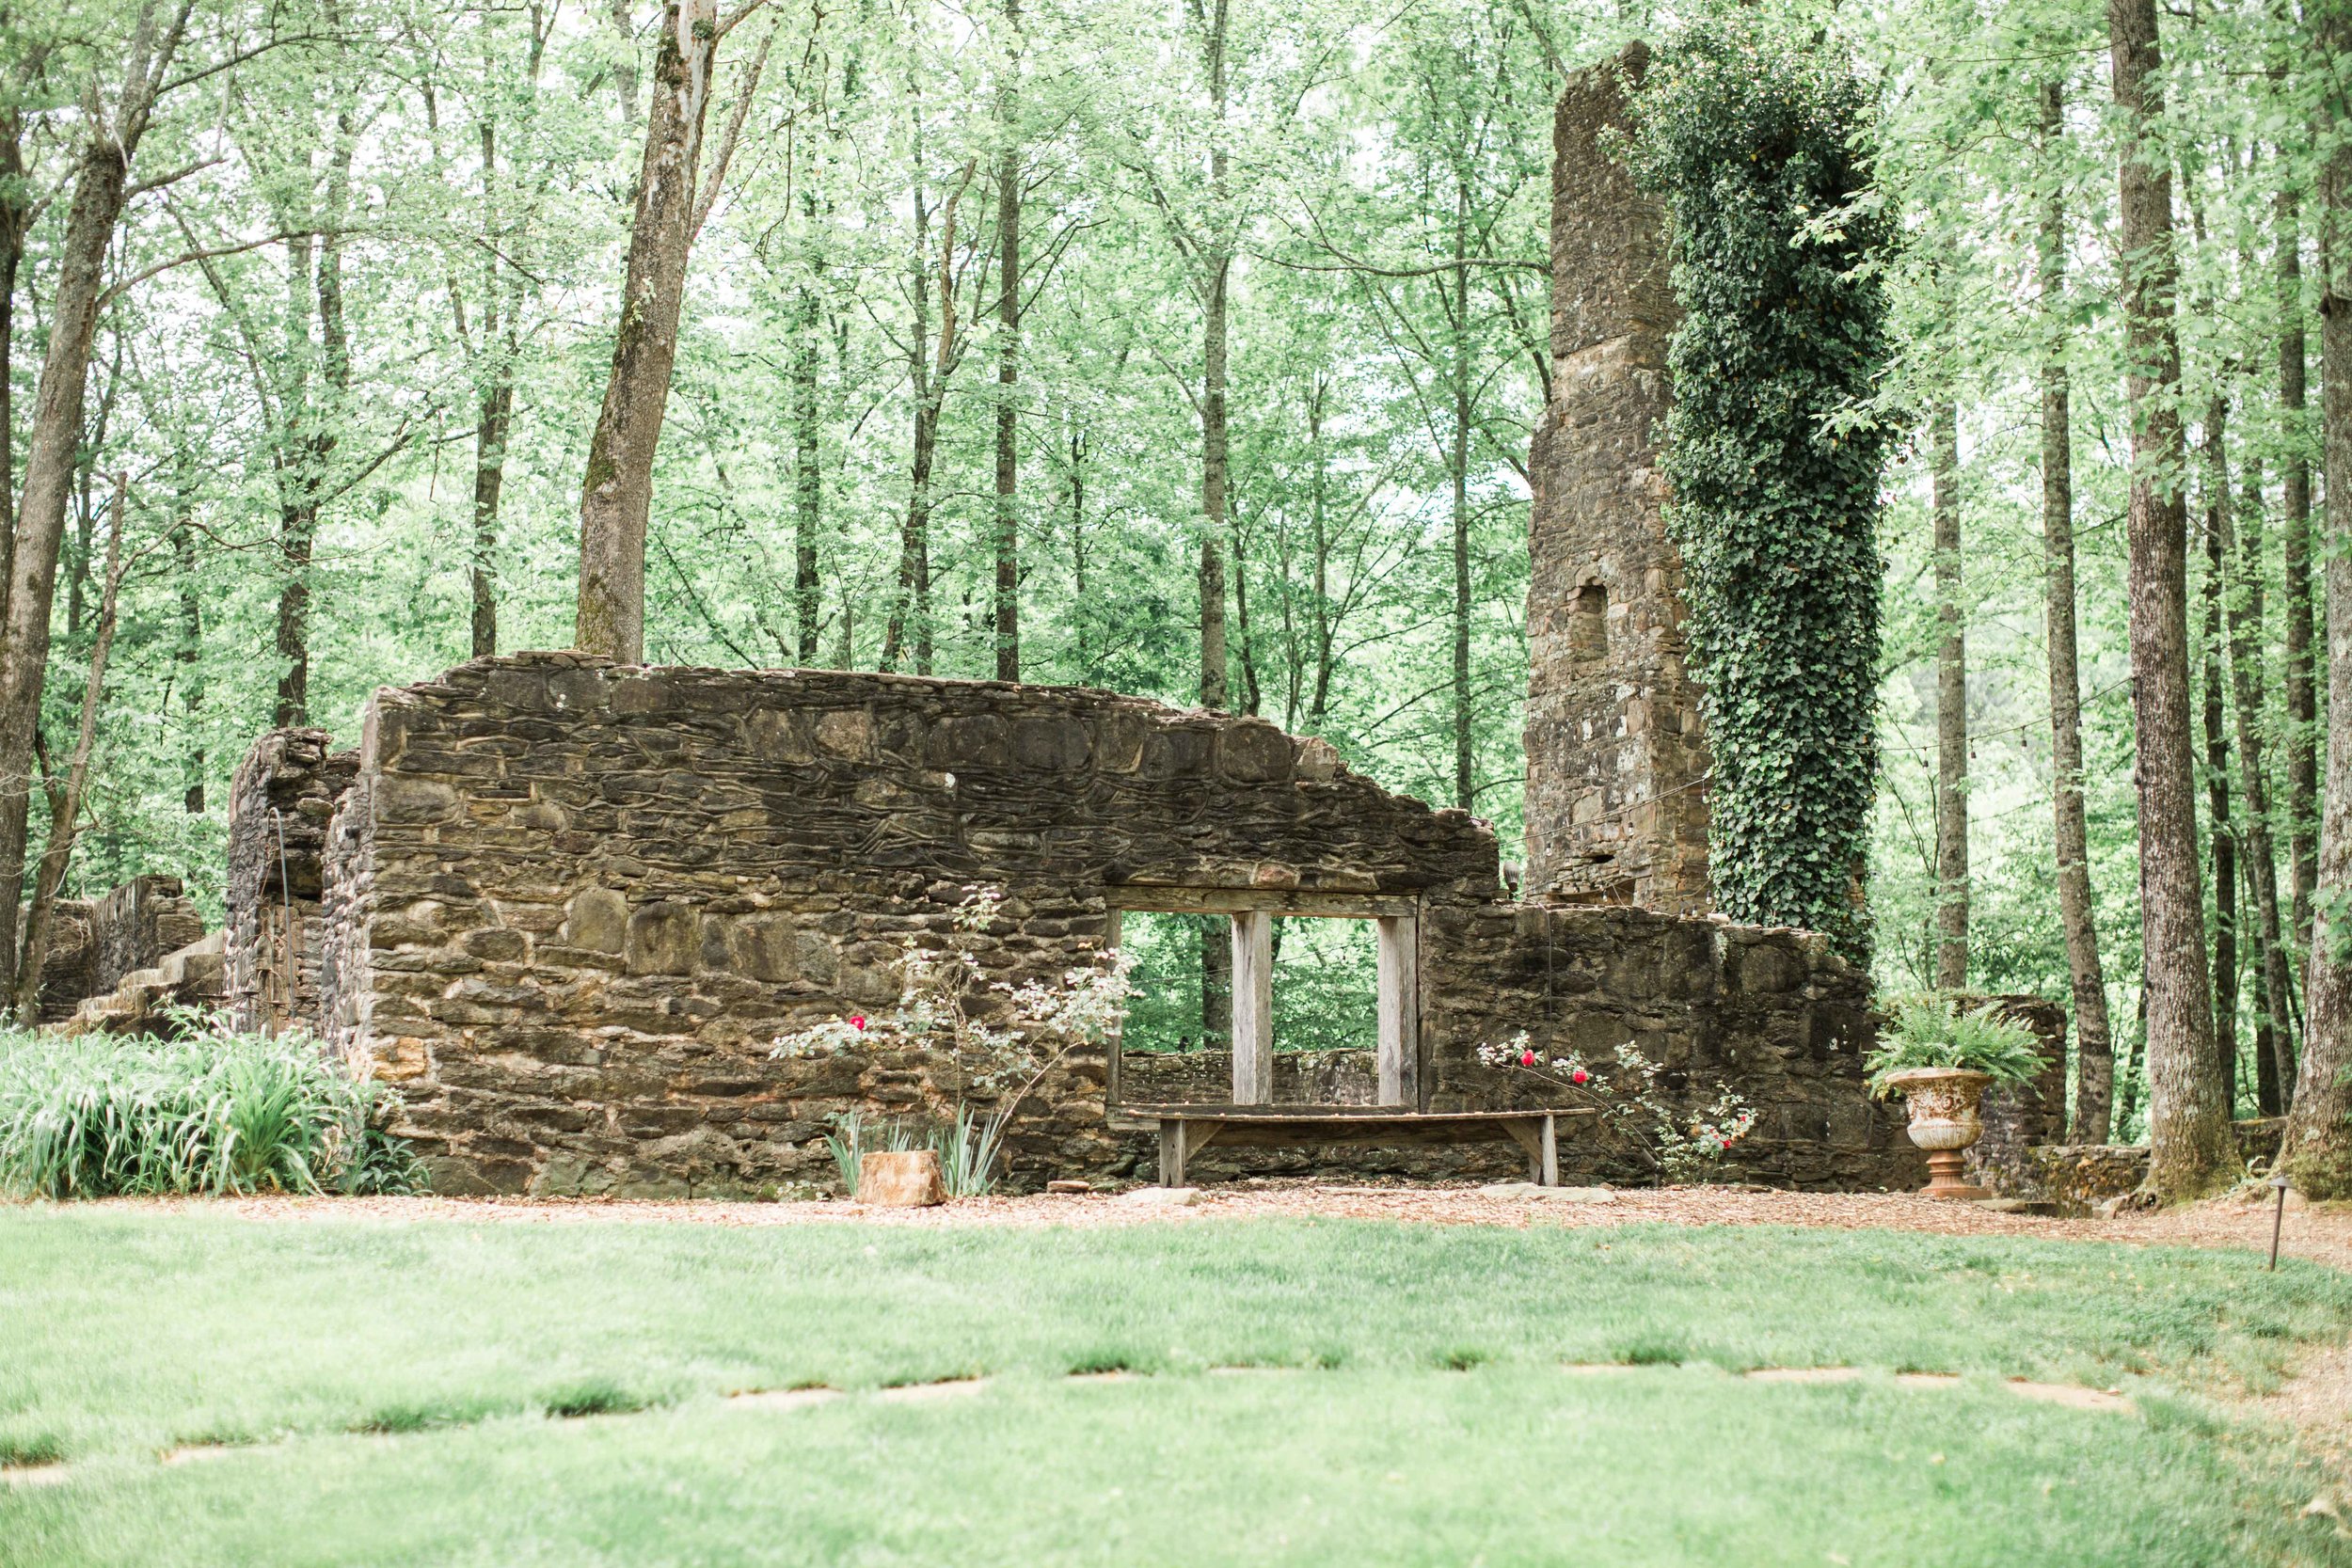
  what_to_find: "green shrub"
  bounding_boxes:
[0,1015,419,1198]
[1864,996,2047,1095]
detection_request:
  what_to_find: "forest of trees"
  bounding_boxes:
[1,0,2348,1193]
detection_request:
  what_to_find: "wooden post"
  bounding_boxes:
[1375,914,1419,1107]
[1231,911,1273,1103]
[1540,1112,1559,1187]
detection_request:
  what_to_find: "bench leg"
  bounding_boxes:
[1159,1120,1185,1187]
[1540,1113,1559,1188]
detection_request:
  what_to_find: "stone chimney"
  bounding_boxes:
[1521,42,1710,913]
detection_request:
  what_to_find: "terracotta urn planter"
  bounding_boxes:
[1882,1067,1994,1201]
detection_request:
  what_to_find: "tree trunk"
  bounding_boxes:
[2228,435,2296,1117]
[576,0,721,664]
[991,1,1021,683]
[611,0,640,126]
[1308,376,1333,726]
[2108,0,2232,1198]
[1931,399,1968,991]
[883,158,965,676]
[1196,0,1231,715]
[2280,187,2318,974]
[792,285,821,662]
[0,94,29,582]
[1194,0,1233,1037]
[2200,397,2239,1110]
[172,463,204,814]
[1450,187,1474,810]
[2040,80,2115,1141]
[2284,61,2352,1196]
[0,1,179,994]
[12,477,124,1022]
[470,354,514,658]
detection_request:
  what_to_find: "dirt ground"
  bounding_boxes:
[66,1179,2352,1274]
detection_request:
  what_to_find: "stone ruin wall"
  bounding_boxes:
[29,875,208,1024]
[1522,42,1710,913]
[232,651,1923,1196]
[226,728,358,1035]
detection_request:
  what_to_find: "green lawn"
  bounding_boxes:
[4,1209,2350,1565]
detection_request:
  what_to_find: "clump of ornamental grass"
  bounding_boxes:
[0,1012,419,1198]
[1864,995,2047,1096]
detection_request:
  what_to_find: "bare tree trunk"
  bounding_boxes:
[792,285,821,662]
[2284,64,2352,1196]
[0,0,183,994]
[2280,187,2318,974]
[11,477,124,1022]
[274,118,353,728]
[610,0,640,126]
[1308,375,1333,726]
[2200,398,2239,1110]
[1931,399,1968,990]
[2108,0,2232,1198]
[2041,81,2115,1141]
[470,350,514,658]
[883,158,969,676]
[2229,439,2296,1117]
[1196,0,1231,715]
[991,0,1022,682]
[1450,187,1474,810]
[0,93,29,581]
[171,463,203,813]
[576,0,760,662]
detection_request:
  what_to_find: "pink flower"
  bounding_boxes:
[849,1015,867,1031]
[1570,1069,1589,1085]
[1520,1050,1536,1067]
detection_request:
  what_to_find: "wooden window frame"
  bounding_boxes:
[1106,889,1421,1114]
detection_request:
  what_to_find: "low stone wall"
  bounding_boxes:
[1969,1121,2284,1214]
[1121,1049,1379,1106]
[88,875,206,997]
[260,653,1927,1196]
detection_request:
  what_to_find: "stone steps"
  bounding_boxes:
[62,929,229,1037]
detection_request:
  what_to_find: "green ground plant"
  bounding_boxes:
[2,1213,2346,1565]
[1866,995,2051,1093]
[0,1017,415,1198]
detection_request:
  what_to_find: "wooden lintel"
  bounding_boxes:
[1113,887,1419,919]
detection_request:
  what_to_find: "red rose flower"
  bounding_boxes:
[1520,1050,1536,1067]
[849,1015,867,1031]
[1719,1138,1731,1150]
[1570,1069,1589,1085]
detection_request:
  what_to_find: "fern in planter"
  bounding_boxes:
[1865,996,2046,1097]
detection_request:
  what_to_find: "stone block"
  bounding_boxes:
[625,902,699,975]
[859,1149,945,1207]
[564,889,628,953]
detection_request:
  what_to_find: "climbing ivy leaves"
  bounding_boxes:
[1625,22,1897,960]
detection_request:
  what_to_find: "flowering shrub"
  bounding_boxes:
[771,886,1137,1187]
[1473,1031,1757,1181]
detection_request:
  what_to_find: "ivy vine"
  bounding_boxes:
[1621,23,1897,961]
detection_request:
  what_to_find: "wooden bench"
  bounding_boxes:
[1136,1105,1595,1188]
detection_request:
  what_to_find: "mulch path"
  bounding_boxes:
[53,1180,2352,1273]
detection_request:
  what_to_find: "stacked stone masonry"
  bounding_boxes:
[28,874,207,1024]
[230,652,1925,1196]
[1521,42,1711,912]
[226,728,358,1035]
